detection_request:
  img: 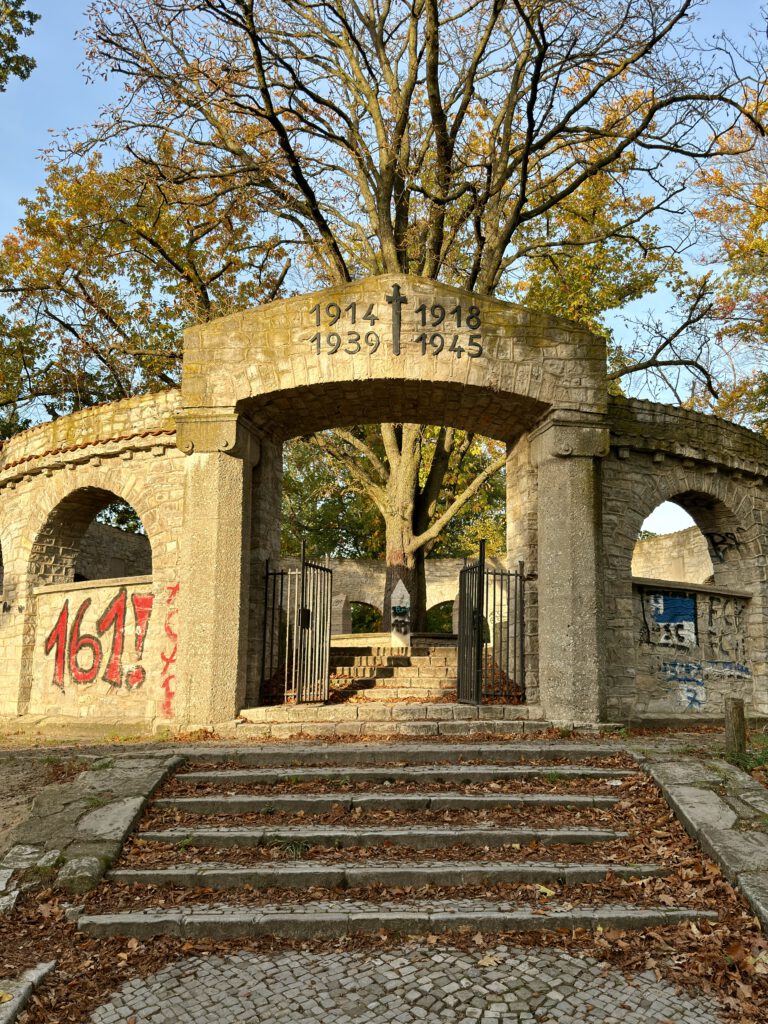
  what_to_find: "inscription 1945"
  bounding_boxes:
[307,284,484,360]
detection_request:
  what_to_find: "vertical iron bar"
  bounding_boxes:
[260,559,270,699]
[475,540,486,704]
[518,560,525,701]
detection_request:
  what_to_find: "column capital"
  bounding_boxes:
[175,409,261,463]
[530,411,610,462]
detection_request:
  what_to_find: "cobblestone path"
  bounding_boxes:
[88,945,725,1024]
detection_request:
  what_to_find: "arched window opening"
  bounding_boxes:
[426,601,454,634]
[632,501,713,586]
[350,601,382,633]
[31,488,152,587]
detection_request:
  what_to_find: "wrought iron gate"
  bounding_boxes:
[457,540,525,704]
[260,543,332,704]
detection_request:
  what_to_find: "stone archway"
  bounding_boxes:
[175,274,610,723]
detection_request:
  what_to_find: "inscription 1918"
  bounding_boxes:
[307,285,484,360]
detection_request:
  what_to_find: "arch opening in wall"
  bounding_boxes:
[30,488,152,587]
[632,501,714,586]
[350,601,383,634]
[426,601,455,635]
[628,490,754,717]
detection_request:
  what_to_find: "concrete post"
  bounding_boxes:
[531,415,609,723]
[176,412,259,724]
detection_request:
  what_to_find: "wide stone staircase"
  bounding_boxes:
[328,643,458,702]
[75,742,720,940]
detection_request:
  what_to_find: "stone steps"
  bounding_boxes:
[78,902,718,941]
[327,686,456,702]
[179,765,635,784]
[139,825,630,849]
[329,666,457,679]
[327,643,458,703]
[330,646,457,662]
[155,791,619,814]
[107,860,669,890]
[77,740,715,941]
[235,705,548,737]
[179,741,619,766]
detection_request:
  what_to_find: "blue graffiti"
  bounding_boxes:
[684,687,705,709]
[652,594,696,625]
[705,660,750,676]
[661,661,704,685]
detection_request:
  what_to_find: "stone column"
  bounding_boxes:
[530,414,609,723]
[506,435,540,703]
[176,411,260,724]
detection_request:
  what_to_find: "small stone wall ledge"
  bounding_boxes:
[631,576,753,600]
[33,574,153,596]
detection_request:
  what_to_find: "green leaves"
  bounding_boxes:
[0,1,39,92]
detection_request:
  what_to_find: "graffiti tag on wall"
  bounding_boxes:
[638,585,752,713]
[660,661,706,710]
[643,591,697,648]
[44,588,154,691]
[704,594,747,662]
[160,583,179,716]
[704,531,740,563]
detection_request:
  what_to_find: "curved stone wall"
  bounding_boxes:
[603,396,768,721]
[2,283,768,727]
[0,390,184,721]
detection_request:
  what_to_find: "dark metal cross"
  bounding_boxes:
[386,283,408,356]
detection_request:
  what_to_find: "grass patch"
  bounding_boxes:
[263,836,311,858]
[728,738,768,773]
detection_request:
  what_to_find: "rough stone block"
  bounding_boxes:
[56,856,106,894]
[77,797,145,843]
[391,722,439,736]
[698,827,768,883]
[391,706,427,721]
[664,785,738,836]
[736,871,768,931]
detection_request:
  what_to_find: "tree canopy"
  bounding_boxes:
[2,0,767,623]
[0,1,38,92]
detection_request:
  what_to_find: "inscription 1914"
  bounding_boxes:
[307,284,484,360]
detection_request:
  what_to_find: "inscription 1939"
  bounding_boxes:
[307,285,484,360]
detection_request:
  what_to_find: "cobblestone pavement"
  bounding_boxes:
[87,945,727,1024]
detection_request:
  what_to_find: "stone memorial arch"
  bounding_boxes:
[1,273,767,727]
[175,275,608,725]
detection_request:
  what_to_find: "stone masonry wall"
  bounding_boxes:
[632,581,752,717]
[0,392,185,720]
[76,523,152,581]
[506,435,539,705]
[632,527,713,585]
[603,396,768,720]
[180,274,607,445]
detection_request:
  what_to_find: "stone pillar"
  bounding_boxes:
[176,412,260,724]
[506,435,540,704]
[530,414,609,723]
[332,594,352,635]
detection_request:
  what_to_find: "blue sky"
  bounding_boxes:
[1,1,764,535]
[2,1,763,238]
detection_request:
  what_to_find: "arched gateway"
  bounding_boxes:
[1,275,767,726]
